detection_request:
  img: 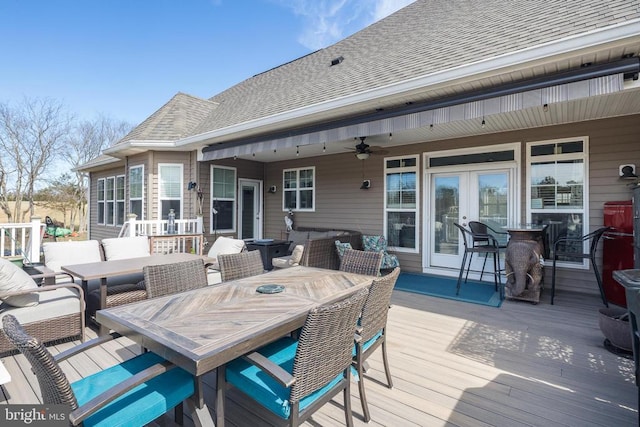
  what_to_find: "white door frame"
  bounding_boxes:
[238,179,263,240]
[422,143,521,277]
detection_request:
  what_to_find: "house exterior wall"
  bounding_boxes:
[261,114,640,296]
[89,165,126,241]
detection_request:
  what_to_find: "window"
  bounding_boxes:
[527,138,588,267]
[385,156,418,251]
[129,165,144,220]
[158,164,182,220]
[116,175,125,225]
[283,167,315,211]
[210,165,236,232]
[97,178,105,225]
[105,177,115,225]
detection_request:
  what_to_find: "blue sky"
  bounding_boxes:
[0,0,414,125]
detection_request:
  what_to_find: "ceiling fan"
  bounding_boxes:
[348,136,388,159]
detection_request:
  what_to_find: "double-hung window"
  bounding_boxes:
[211,165,236,232]
[158,164,182,220]
[116,175,125,225]
[527,137,588,266]
[283,167,315,211]
[129,165,144,220]
[385,156,418,251]
[97,178,105,225]
[105,177,115,225]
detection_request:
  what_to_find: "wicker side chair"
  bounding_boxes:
[353,267,401,422]
[339,248,383,276]
[218,250,264,282]
[2,314,195,426]
[218,287,369,426]
[144,259,209,299]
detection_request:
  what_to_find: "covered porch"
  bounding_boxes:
[1,287,634,425]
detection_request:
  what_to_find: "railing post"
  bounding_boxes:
[127,214,137,237]
[196,216,203,234]
[29,217,42,263]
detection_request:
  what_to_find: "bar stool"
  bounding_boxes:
[453,223,501,296]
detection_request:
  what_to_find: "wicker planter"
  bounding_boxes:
[598,307,632,352]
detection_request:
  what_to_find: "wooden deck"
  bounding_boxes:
[1,287,636,426]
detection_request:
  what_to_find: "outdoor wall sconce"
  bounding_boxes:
[360,180,371,190]
[187,181,197,191]
[620,164,637,180]
[268,185,277,193]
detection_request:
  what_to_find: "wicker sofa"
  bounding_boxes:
[287,227,362,270]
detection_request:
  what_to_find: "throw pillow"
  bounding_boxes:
[362,235,388,252]
[290,245,304,264]
[334,240,352,259]
[0,257,39,307]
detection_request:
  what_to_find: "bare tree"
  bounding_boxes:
[0,97,72,222]
[65,115,133,232]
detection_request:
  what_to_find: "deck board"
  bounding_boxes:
[1,287,636,426]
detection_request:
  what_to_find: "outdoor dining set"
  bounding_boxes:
[0,235,400,426]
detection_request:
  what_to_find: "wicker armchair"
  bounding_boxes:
[339,249,383,276]
[218,288,369,426]
[2,314,195,426]
[353,267,400,422]
[144,259,209,299]
[218,250,264,282]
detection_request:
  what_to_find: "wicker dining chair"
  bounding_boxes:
[2,314,195,427]
[353,266,400,422]
[339,248,383,276]
[218,250,264,282]
[143,258,209,299]
[218,287,369,426]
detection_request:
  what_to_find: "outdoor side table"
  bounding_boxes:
[246,239,290,270]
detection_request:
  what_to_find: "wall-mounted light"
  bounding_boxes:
[360,180,371,190]
[268,185,277,193]
[187,181,197,191]
[620,164,638,180]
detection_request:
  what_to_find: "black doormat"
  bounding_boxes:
[603,339,633,359]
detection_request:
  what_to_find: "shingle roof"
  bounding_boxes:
[117,92,218,144]
[192,0,640,136]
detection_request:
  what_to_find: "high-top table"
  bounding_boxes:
[96,266,374,426]
[502,224,548,303]
[62,253,214,335]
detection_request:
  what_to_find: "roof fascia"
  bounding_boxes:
[179,19,640,148]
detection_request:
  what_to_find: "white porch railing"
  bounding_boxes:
[0,217,44,264]
[119,215,204,237]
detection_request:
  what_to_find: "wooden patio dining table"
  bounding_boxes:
[95,266,375,426]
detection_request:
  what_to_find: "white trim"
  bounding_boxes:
[525,136,590,270]
[422,142,521,275]
[128,164,145,221]
[282,166,316,212]
[383,155,420,253]
[115,174,125,226]
[238,178,263,240]
[97,178,106,225]
[210,165,237,233]
[158,163,184,220]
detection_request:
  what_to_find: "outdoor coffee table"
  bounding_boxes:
[62,253,214,335]
[96,266,373,426]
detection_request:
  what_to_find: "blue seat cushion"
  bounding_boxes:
[71,352,194,427]
[226,336,343,420]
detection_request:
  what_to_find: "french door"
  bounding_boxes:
[428,169,514,275]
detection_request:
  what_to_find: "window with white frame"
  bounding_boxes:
[210,165,236,232]
[116,175,125,225]
[129,165,144,220]
[283,167,315,211]
[158,164,182,220]
[97,178,105,224]
[105,177,115,225]
[385,156,418,250]
[527,137,587,266]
